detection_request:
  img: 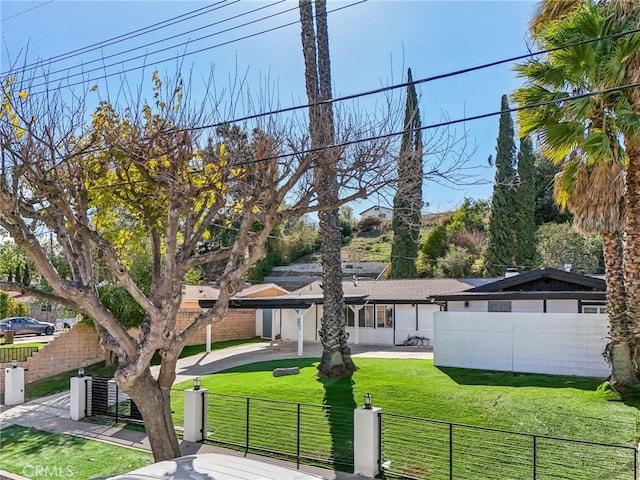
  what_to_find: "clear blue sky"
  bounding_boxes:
[1,0,537,215]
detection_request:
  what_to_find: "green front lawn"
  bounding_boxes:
[172,358,638,446]
[0,426,152,479]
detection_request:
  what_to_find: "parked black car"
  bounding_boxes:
[0,317,55,336]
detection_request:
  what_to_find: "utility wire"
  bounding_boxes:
[186,24,640,133]
[2,26,638,171]
[1,1,54,23]
[226,81,640,167]
[1,1,233,75]
[27,1,291,86]
[23,1,366,95]
[40,79,634,192]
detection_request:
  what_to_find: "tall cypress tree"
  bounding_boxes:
[484,95,516,276]
[514,135,536,268]
[390,68,423,278]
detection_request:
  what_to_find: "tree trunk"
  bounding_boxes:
[299,0,355,378]
[119,368,181,461]
[602,231,638,386]
[624,138,640,379]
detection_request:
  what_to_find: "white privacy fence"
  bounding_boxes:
[433,312,610,377]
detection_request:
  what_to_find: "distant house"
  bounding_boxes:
[360,205,393,220]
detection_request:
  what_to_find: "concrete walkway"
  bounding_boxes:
[0,342,432,480]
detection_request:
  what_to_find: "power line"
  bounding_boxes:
[1,1,233,75]
[228,81,640,167]
[27,1,293,87]
[186,24,640,133]
[1,0,54,23]
[23,1,366,96]
[3,25,639,172]
[47,79,635,192]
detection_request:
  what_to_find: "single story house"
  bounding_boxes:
[201,278,493,354]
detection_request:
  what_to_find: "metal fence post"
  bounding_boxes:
[296,403,301,469]
[449,423,453,480]
[115,384,119,424]
[533,435,537,480]
[246,397,250,451]
[201,390,207,437]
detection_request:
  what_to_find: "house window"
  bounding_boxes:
[359,305,375,328]
[488,301,512,312]
[40,303,52,312]
[582,303,607,314]
[376,305,393,328]
[344,307,356,327]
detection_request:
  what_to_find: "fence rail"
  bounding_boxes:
[86,377,143,424]
[0,346,39,363]
[203,391,354,469]
[380,412,637,480]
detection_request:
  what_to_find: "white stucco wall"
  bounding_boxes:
[433,312,609,378]
[448,299,579,314]
[546,299,579,313]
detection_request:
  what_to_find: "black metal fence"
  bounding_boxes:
[203,392,354,469]
[380,412,637,479]
[85,377,143,424]
[0,346,39,363]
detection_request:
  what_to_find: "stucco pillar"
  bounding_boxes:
[184,388,208,442]
[70,376,91,420]
[354,406,382,477]
[4,366,25,406]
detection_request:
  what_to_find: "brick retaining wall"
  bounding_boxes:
[0,322,105,396]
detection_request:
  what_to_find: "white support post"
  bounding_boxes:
[70,376,91,420]
[354,406,382,477]
[4,367,25,406]
[296,309,304,357]
[205,324,212,353]
[184,388,207,442]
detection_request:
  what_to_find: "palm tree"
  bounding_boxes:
[299,0,356,378]
[554,159,635,385]
[514,2,640,385]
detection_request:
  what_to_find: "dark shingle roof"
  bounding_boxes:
[288,278,494,303]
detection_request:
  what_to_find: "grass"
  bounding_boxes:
[150,337,266,365]
[0,425,152,479]
[24,338,265,400]
[0,341,44,349]
[26,361,118,400]
[341,233,393,262]
[171,358,638,446]
[168,358,639,478]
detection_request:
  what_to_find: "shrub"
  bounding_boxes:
[357,216,383,232]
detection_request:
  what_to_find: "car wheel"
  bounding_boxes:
[45,326,54,335]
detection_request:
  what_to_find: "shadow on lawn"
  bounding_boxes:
[438,366,605,392]
[215,357,320,374]
[318,375,356,468]
[0,425,86,456]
